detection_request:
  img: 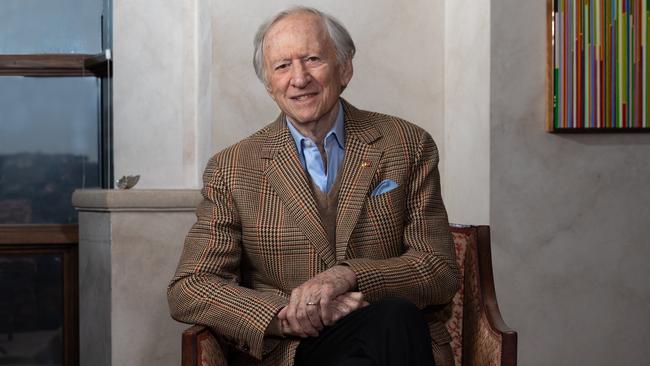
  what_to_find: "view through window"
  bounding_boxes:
[0,0,111,365]
[0,77,101,224]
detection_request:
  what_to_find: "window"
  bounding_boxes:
[0,77,102,224]
[0,0,112,364]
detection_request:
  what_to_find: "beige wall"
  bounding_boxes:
[491,0,650,364]
[113,0,199,189]
[443,0,490,224]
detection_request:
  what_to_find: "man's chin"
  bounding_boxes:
[287,115,318,125]
[285,109,320,124]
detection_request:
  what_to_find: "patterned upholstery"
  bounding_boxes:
[459,228,504,366]
[182,225,516,366]
[445,231,470,366]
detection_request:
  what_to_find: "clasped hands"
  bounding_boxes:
[269,265,368,338]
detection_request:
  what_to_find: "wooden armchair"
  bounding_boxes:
[181,225,517,366]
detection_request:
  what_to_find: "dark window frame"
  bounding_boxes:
[0,54,110,77]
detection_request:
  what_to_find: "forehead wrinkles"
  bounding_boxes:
[263,14,332,61]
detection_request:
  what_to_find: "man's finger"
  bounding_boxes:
[284,304,304,337]
[319,297,332,326]
[295,305,319,337]
[331,300,351,322]
[348,291,364,301]
[305,302,324,331]
[293,285,321,336]
[339,292,364,311]
[302,283,324,330]
[280,319,293,336]
[277,306,287,320]
[287,289,308,337]
[298,283,327,336]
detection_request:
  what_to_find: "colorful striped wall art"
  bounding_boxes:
[550,0,650,130]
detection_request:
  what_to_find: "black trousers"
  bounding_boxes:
[294,297,435,366]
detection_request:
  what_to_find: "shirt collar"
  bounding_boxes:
[286,101,345,152]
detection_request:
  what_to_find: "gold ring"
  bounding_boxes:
[306,302,318,306]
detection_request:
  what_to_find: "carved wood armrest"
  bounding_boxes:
[464,226,517,366]
[182,325,229,366]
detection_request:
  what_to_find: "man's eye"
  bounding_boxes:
[306,56,320,62]
[275,64,289,70]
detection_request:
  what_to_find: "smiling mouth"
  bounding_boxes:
[291,93,317,101]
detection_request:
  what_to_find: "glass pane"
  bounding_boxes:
[0,77,101,224]
[0,0,103,54]
[0,253,64,365]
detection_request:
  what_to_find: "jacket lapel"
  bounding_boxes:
[336,100,383,261]
[262,115,337,267]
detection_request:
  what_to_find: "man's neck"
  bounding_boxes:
[287,102,340,143]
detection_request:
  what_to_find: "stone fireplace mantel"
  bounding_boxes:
[72,189,201,366]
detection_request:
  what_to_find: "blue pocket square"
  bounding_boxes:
[370,179,399,196]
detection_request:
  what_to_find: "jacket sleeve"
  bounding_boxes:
[341,132,460,308]
[167,157,287,360]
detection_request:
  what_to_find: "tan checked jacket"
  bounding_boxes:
[168,99,460,366]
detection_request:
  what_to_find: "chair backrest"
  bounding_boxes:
[446,225,514,366]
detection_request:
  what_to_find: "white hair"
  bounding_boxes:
[252,6,356,84]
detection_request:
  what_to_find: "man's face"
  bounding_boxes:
[263,12,352,129]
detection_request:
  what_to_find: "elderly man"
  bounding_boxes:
[168,6,459,366]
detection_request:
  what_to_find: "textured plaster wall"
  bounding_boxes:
[113,0,200,188]
[490,1,650,364]
[443,0,490,225]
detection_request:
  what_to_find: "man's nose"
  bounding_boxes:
[290,62,311,88]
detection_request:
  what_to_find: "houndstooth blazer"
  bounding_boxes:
[168,99,460,365]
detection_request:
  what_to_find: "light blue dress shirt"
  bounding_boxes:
[286,101,345,193]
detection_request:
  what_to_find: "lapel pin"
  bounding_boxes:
[360,160,371,168]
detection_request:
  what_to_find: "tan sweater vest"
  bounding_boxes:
[307,166,343,251]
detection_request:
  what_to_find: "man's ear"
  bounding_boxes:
[339,58,353,88]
